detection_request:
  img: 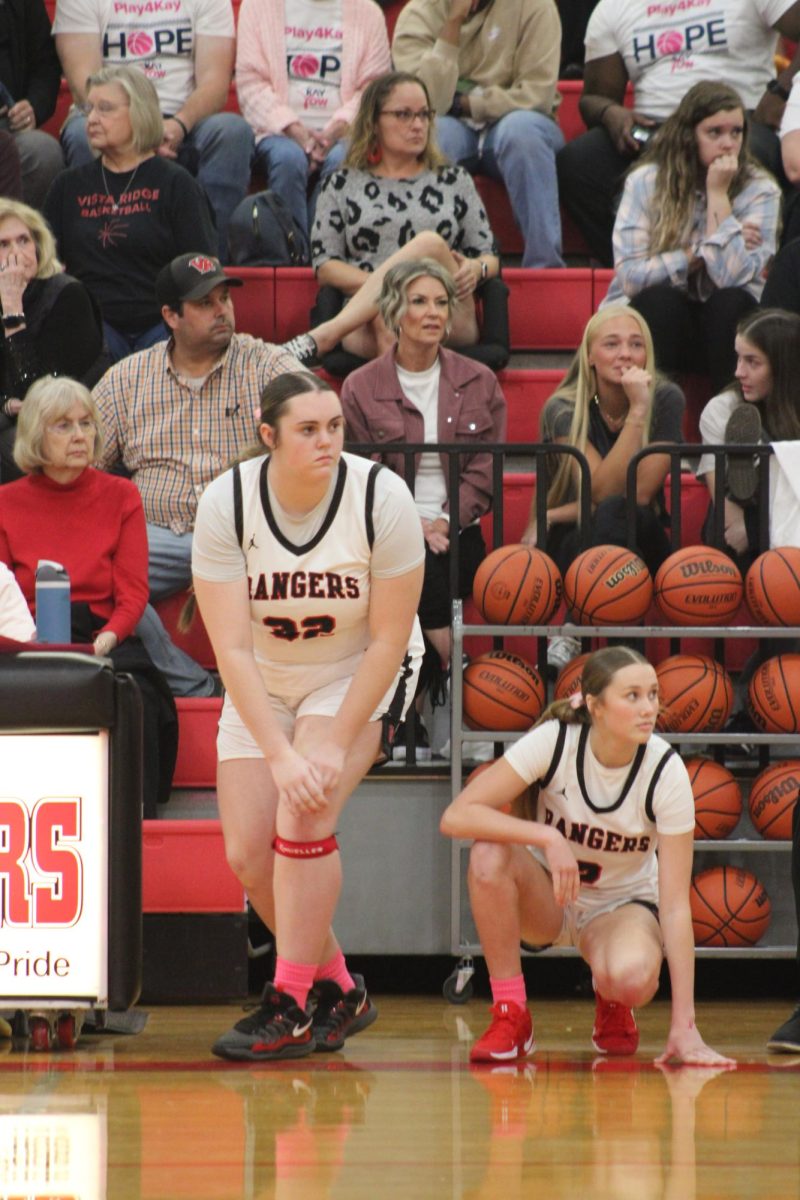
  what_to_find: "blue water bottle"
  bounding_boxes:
[35,559,71,643]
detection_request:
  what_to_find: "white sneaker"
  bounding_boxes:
[547,635,581,671]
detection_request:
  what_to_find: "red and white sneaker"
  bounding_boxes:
[470,1002,535,1063]
[591,990,639,1056]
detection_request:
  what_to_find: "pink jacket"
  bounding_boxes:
[341,347,507,531]
[235,0,391,140]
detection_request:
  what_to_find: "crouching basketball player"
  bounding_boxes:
[441,646,734,1066]
[192,373,424,1060]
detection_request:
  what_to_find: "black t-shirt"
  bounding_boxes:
[44,156,218,334]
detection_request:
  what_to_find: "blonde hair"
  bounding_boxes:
[545,306,659,507]
[14,377,104,473]
[86,64,163,154]
[0,199,62,279]
[345,72,445,173]
[378,258,457,338]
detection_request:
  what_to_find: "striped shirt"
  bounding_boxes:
[603,162,780,307]
[94,335,302,534]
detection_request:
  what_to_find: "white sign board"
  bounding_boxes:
[0,733,109,1004]
[0,1105,105,1200]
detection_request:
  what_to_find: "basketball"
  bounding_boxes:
[655,654,733,732]
[463,650,545,732]
[748,654,800,733]
[748,760,800,839]
[563,544,652,625]
[554,652,591,701]
[690,866,771,947]
[684,758,742,839]
[472,544,562,625]
[654,545,743,626]
[745,547,800,626]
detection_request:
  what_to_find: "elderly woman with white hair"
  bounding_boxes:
[44,64,217,362]
[0,376,177,813]
[341,258,506,745]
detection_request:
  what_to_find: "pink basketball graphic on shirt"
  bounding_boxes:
[127,30,154,56]
[656,29,684,55]
[290,54,320,78]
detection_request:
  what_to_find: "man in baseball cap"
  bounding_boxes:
[90,252,303,697]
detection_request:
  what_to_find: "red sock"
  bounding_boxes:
[274,958,317,1011]
[490,974,527,1010]
[315,950,356,994]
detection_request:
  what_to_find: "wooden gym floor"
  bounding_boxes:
[1,997,799,1198]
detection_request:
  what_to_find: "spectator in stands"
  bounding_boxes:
[521,305,683,664]
[93,251,303,697]
[557,0,800,267]
[236,0,391,242]
[53,0,253,262]
[284,71,500,366]
[44,66,218,365]
[0,0,64,209]
[697,307,800,565]
[0,561,34,641]
[0,199,104,484]
[557,0,600,79]
[0,376,177,816]
[341,258,506,753]
[761,234,800,309]
[392,0,564,269]
[780,74,800,241]
[602,82,780,393]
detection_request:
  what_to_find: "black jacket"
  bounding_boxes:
[0,0,61,127]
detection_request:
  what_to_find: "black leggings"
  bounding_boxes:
[629,285,757,394]
[546,495,672,578]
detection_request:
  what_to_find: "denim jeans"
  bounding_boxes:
[61,111,253,263]
[254,133,346,239]
[435,110,565,268]
[147,523,193,601]
[103,319,168,364]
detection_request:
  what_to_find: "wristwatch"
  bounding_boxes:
[479,259,488,282]
[1,313,25,328]
[767,78,791,102]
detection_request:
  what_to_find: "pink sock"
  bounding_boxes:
[315,950,356,994]
[274,958,317,1011]
[490,974,527,1010]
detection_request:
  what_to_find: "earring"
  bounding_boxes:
[366,138,382,166]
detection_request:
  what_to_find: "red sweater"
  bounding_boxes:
[0,468,149,643]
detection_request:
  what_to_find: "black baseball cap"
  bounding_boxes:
[156,252,243,309]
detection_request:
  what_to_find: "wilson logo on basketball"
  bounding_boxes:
[750,776,800,819]
[605,561,644,589]
[679,560,739,578]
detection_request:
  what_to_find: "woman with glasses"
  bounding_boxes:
[0,376,177,815]
[44,65,217,363]
[282,71,500,366]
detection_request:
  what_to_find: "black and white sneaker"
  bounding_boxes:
[282,332,320,367]
[212,983,315,1061]
[311,975,378,1052]
[724,404,762,502]
[767,1004,800,1052]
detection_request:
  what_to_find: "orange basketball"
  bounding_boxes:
[463,651,545,732]
[748,760,800,839]
[553,652,591,701]
[563,544,652,625]
[684,758,742,839]
[748,654,800,733]
[654,545,743,625]
[656,654,733,732]
[690,866,771,947]
[745,547,800,625]
[472,544,562,625]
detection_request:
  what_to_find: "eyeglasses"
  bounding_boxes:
[79,101,130,117]
[379,108,434,124]
[48,418,96,437]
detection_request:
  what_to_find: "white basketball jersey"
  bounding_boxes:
[235,451,407,667]
[506,721,695,907]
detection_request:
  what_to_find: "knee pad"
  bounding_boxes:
[272,834,339,859]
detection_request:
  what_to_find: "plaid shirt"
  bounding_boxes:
[604,162,780,307]
[94,335,302,534]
